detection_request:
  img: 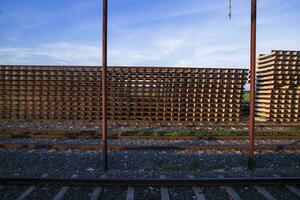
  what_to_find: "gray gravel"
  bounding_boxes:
[0,120,296,134]
[233,186,266,200]
[63,186,95,200]
[0,121,101,131]
[168,187,195,200]
[0,149,299,199]
[0,149,299,179]
[265,186,300,199]
[201,187,228,200]
[25,186,60,200]
[0,186,29,199]
[0,138,298,147]
[99,187,127,200]
[134,187,160,200]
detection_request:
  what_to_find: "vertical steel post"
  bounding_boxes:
[248,0,256,170]
[102,0,108,171]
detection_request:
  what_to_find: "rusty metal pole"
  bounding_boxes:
[102,0,108,171]
[248,0,256,170]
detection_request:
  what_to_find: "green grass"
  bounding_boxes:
[243,91,250,102]
[0,129,25,138]
[120,127,300,137]
[2,126,300,138]
[121,129,248,137]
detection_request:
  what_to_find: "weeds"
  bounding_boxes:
[0,129,22,137]
[120,127,300,137]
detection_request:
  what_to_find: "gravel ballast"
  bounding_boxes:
[1,120,299,199]
[0,149,299,178]
[0,138,298,147]
[0,149,299,199]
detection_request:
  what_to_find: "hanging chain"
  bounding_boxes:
[228,0,232,19]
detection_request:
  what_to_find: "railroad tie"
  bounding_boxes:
[160,175,170,200]
[222,186,241,200]
[274,174,300,197]
[126,186,135,200]
[16,173,48,200]
[52,174,78,200]
[187,175,206,200]
[286,186,300,197]
[90,175,106,200]
[218,175,241,200]
[255,186,277,200]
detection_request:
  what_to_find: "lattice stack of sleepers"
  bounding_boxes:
[256,50,300,122]
[0,65,248,122]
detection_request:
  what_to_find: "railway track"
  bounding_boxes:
[0,143,299,152]
[115,135,300,141]
[2,134,300,141]
[0,176,299,199]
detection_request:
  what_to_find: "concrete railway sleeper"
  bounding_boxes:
[0,176,299,200]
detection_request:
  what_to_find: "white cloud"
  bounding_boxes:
[156,38,187,55]
[109,37,187,65]
[0,37,249,68]
[0,34,191,66]
[1,0,299,70]
[0,43,101,65]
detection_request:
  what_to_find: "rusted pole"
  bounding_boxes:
[248,0,256,170]
[102,0,108,171]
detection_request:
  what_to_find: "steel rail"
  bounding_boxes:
[3,134,300,141]
[2,133,300,141]
[0,143,299,151]
[0,177,299,187]
[115,135,300,141]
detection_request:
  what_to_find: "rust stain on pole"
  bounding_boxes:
[248,0,256,170]
[102,0,108,171]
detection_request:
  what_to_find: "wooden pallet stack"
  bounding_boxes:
[0,65,249,122]
[256,50,300,122]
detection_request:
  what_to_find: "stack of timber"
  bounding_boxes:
[0,65,248,122]
[256,50,300,122]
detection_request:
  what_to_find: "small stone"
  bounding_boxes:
[86,167,95,172]
[213,169,224,173]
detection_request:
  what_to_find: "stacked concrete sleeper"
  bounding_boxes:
[256,50,300,122]
[0,65,248,122]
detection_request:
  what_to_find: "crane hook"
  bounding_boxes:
[229,0,232,19]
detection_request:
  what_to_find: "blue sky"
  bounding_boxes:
[0,0,299,68]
